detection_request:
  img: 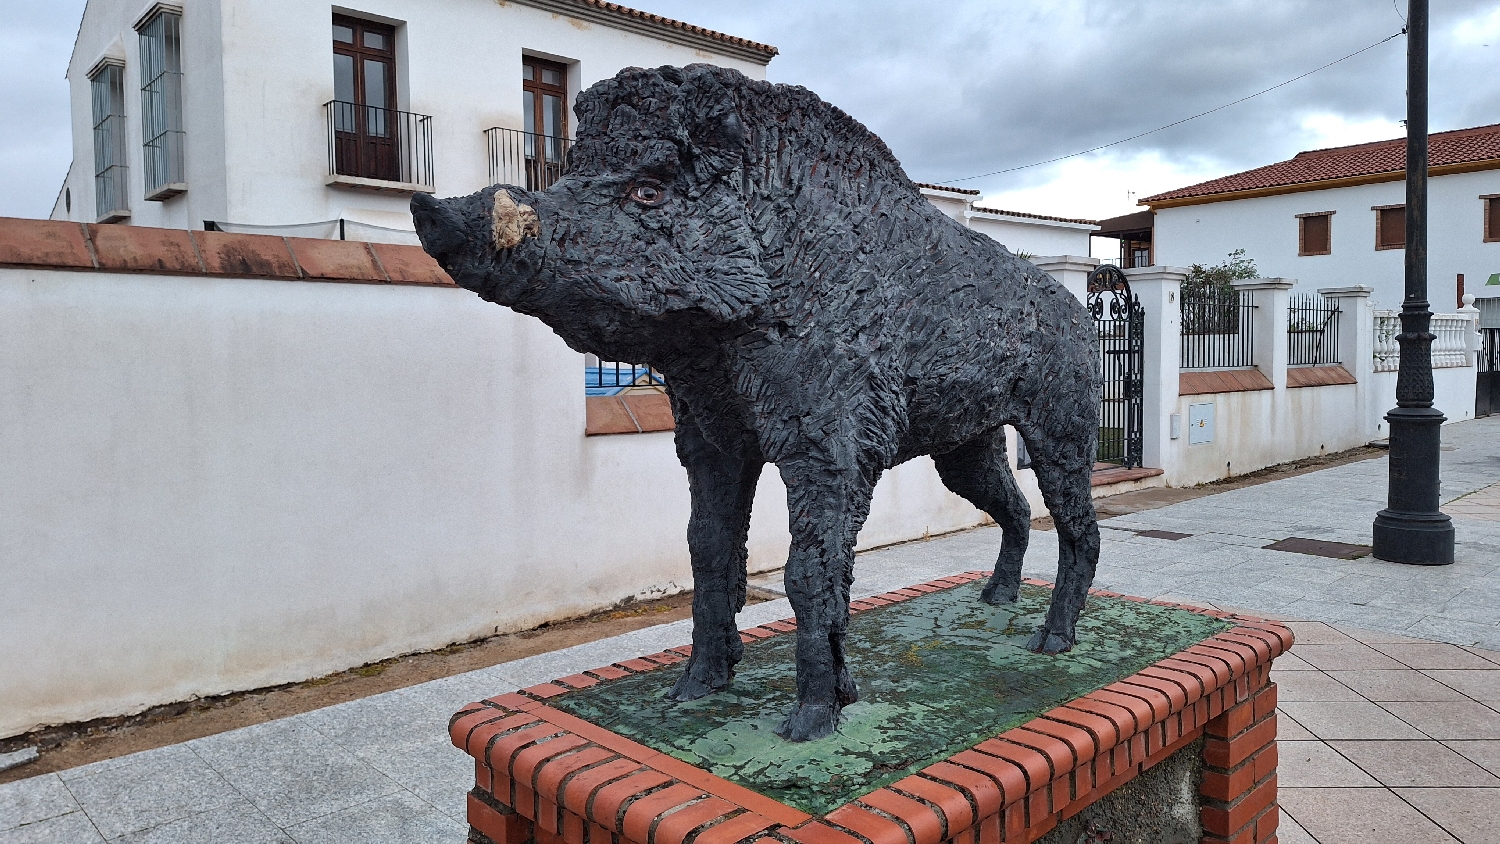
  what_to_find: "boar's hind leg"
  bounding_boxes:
[1023,421,1101,656]
[666,417,764,703]
[932,430,1031,605]
[775,459,879,742]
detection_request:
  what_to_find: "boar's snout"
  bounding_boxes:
[490,189,541,250]
[410,187,542,269]
[410,192,470,269]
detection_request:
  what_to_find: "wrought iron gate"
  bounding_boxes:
[1087,265,1144,468]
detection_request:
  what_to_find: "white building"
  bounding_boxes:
[1139,123,1500,310]
[50,0,775,242]
[918,183,1099,257]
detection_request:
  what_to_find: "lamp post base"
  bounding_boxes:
[1372,508,1455,565]
[1373,405,1454,566]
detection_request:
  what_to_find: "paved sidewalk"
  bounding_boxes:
[1270,620,1500,844]
[3,416,1498,842]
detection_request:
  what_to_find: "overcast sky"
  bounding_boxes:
[3,0,1498,221]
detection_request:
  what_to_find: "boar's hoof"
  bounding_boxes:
[666,664,732,702]
[980,578,1020,606]
[835,666,859,706]
[1026,628,1075,655]
[775,702,841,742]
[491,190,540,250]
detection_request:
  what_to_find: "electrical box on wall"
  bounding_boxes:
[1188,403,1215,444]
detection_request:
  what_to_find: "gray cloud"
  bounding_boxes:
[639,0,1499,196]
[0,0,85,218]
[2,1,1496,218]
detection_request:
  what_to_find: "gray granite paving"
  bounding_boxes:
[3,415,1497,842]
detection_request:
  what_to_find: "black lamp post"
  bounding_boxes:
[1372,0,1455,565]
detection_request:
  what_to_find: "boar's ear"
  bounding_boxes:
[672,69,748,190]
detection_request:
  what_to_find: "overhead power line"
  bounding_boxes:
[942,29,1406,184]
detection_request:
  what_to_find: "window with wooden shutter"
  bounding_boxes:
[1298,212,1332,256]
[1484,195,1500,243]
[1375,205,1405,250]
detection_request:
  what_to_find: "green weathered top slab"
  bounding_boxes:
[550,581,1231,816]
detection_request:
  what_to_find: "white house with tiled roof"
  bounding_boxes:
[50,0,774,242]
[917,183,1099,258]
[1141,123,1500,309]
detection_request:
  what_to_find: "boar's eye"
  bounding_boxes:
[628,181,667,207]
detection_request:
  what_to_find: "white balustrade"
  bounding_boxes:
[1372,310,1473,371]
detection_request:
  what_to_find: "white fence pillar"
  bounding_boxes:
[1033,256,1099,304]
[1459,293,1482,367]
[1234,278,1294,390]
[1123,266,1186,471]
[1318,285,1377,437]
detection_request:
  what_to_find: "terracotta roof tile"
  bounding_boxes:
[971,207,1098,226]
[1142,122,1500,205]
[532,0,777,58]
[915,182,982,196]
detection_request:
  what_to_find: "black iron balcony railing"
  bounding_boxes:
[486,127,571,191]
[585,362,666,397]
[1287,294,1342,366]
[324,100,434,189]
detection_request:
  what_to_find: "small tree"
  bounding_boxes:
[1182,249,1258,334]
[1184,249,1258,297]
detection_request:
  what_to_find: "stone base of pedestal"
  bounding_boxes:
[451,573,1291,844]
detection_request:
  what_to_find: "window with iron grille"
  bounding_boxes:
[138,8,186,199]
[1297,211,1332,256]
[1375,205,1405,250]
[1484,195,1500,243]
[90,61,129,221]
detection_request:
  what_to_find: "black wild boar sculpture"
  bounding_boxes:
[412,65,1100,742]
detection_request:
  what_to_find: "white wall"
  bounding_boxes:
[0,267,981,738]
[56,0,769,231]
[967,213,1095,258]
[1153,168,1500,311]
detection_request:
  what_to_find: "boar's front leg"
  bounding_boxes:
[667,414,764,702]
[775,458,879,742]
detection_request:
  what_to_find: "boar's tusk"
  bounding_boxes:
[492,190,541,250]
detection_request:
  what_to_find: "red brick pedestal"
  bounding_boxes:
[451,574,1292,844]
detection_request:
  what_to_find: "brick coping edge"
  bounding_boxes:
[451,573,1292,844]
[0,217,455,287]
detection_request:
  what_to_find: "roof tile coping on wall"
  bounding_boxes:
[1286,365,1357,388]
[1179,369,1275,396]
[585,394,675,435]
[0,217,456,287]
[450,571,1292,844]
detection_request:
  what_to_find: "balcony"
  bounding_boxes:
[485,127,571,191]
[324,101,434,193]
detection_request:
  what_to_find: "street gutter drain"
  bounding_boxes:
[1135,529,1192,541]
[1263,537,1373,559]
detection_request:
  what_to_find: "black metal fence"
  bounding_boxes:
[1287,294,1342,366]
[486,127,572,191]
[585,362,666,397]
[1181,287,1256,370]
[325,101,434,188]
